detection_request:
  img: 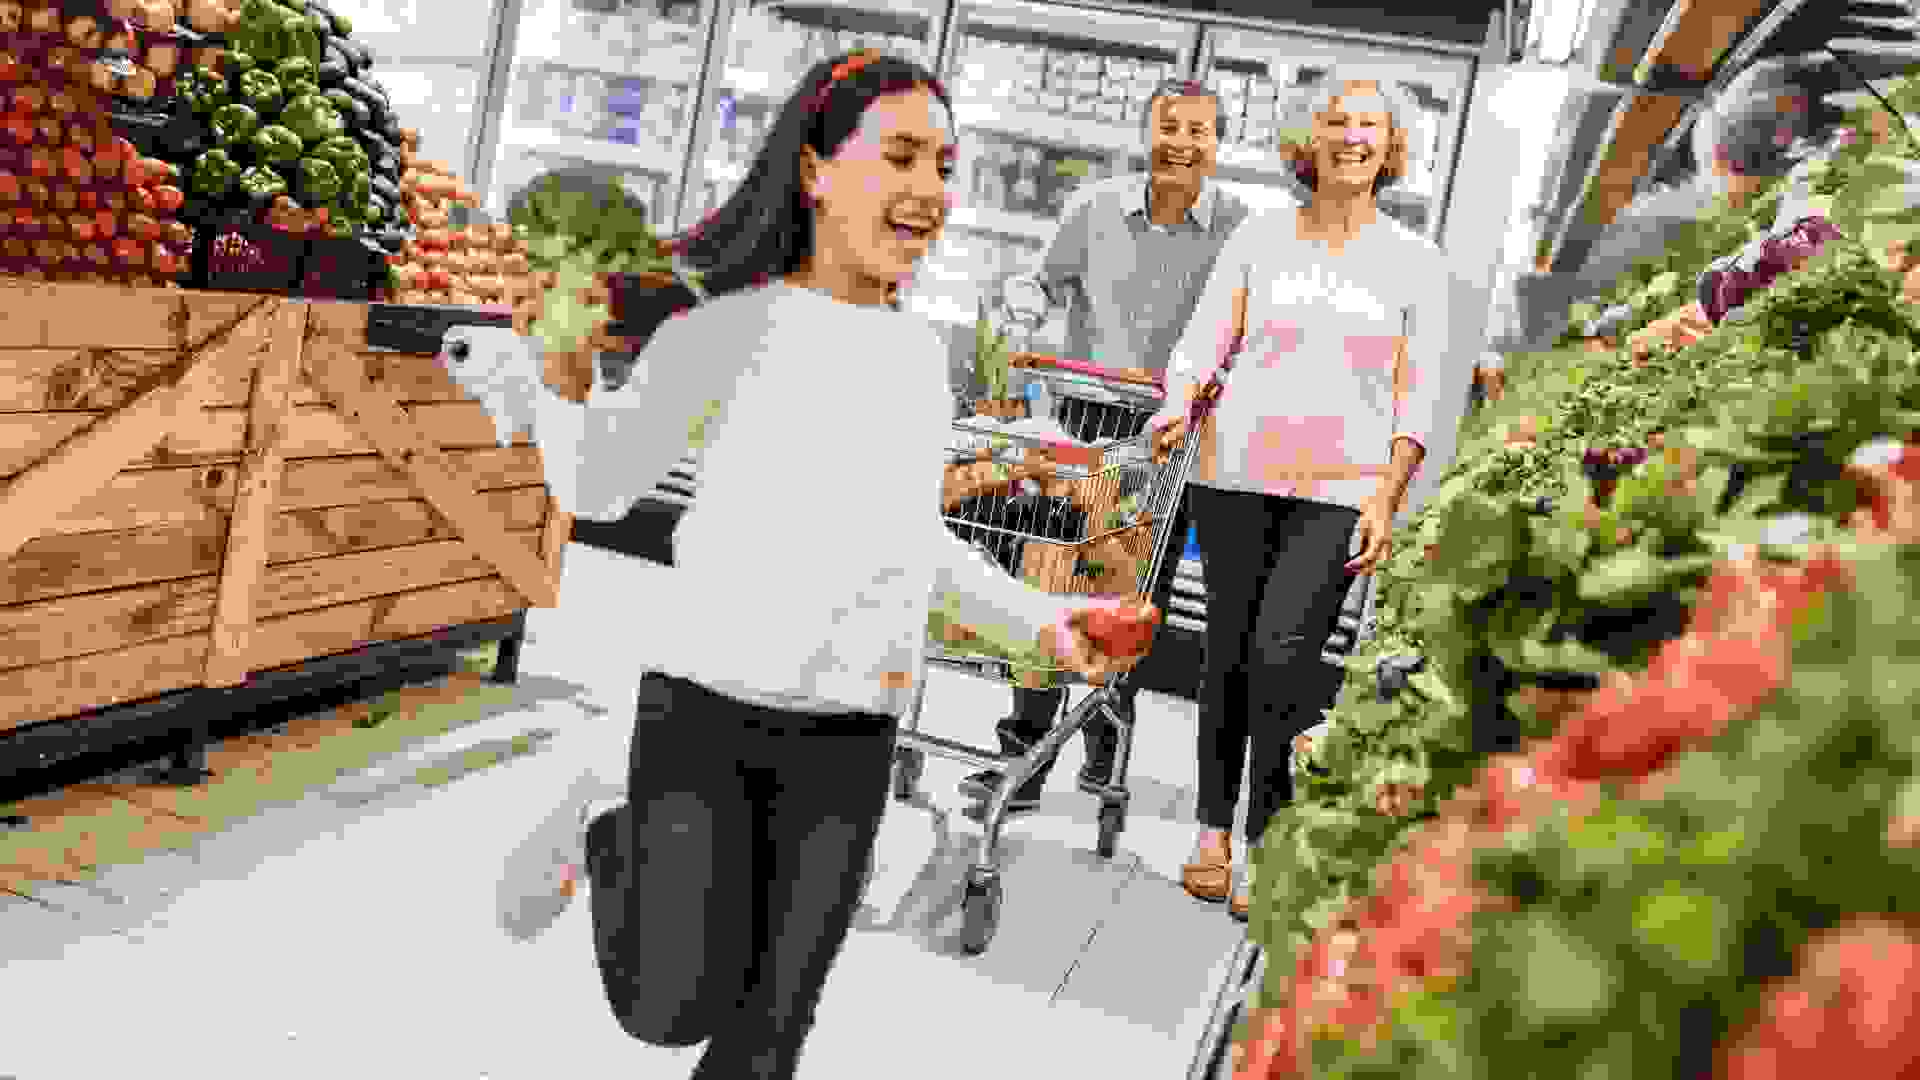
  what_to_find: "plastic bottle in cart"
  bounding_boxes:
[1025,378,1053,428]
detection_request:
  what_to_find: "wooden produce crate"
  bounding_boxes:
[0,282,568,736]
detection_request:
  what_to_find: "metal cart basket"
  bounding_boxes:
[893,351,1200,956]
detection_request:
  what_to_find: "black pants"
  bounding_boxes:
[1003,485,1191,790]
[585,673,898,1080]
[1188,486,1358,846]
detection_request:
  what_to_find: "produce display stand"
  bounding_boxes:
[0,281,566,790]
[1186,938,1266,1080]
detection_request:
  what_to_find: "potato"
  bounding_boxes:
[146,42,179,76]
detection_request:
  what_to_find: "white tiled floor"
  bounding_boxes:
[0,544,1253,1080]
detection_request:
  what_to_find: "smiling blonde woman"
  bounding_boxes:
[1152,72,1466,921]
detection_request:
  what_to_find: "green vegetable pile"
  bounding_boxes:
[507,172,687,360]
[173,0,406,244]
[1237,74,1920,1078]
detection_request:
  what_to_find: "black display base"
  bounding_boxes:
[0,612,528,808]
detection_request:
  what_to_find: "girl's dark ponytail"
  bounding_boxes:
[667,50,953,299]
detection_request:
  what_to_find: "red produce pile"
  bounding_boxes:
[0,5,194,284]
[1234,550,1854,1079]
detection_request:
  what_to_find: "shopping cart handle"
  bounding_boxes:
[1010,352,1165,391]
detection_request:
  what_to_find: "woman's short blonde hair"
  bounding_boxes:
[1281,72,1416,193]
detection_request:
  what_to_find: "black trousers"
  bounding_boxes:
[585,673,898,1080]
[1003,485,1191,788]
[1187,486,1359,846]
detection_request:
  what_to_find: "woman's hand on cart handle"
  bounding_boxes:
[1150,412,1188,465]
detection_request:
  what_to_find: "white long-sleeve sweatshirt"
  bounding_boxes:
[1151,208,1466,513]
[528,281,1064,719]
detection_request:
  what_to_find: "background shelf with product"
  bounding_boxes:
[437,0,1479,342]
[414,0,1483,701]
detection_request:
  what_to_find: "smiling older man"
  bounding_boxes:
[960,78,1272,816]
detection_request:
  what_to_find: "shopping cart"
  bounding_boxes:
[893,350,1199,956]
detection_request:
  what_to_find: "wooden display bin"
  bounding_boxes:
[0,282,568,740]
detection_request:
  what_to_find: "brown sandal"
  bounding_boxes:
[1181,846,1232,903]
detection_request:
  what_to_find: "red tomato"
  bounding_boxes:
[151,185,183,212]
[93,209,115,238]
[0,171,17,200]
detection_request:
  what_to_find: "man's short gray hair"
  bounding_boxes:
[1142,78,1229,139]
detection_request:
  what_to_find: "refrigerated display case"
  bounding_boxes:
[916,0,1199,342]
[1199,27,1474,240]
[446,0,1480,294]
[330,0,496,185]
[678,0,943,232]
[479,0,719,227]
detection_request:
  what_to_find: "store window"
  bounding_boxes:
[927,0,1196,342]
[680,0,944,234]
[484,0,718,226]
[327,0,494,179]
[1199,28,1473,241]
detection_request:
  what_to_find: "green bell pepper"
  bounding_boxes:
[336,168,371,224]
[224,50,257,76]
[325,215,355,239]
[283,94,345,144]
[191,148,242,198]
[238,165,289,201]
[322,86,354,113]
[235,0,285,61]
[297,157,340,203]
[237,68,284,114]
[274,56,317,89]
[329,11,352,34]
[284,12,323,69]
[250,124,303,164]
[311,135,368,183]
[284,76,322,99]
[177,67,228,113]
[210,103,259,147]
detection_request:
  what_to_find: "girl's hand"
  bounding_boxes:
[1041,600,1161,684]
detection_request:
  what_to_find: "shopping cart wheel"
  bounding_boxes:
[958,872,1003,956]
[892,746,925,802]
[1096,797,1128,859]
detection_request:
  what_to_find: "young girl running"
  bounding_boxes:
[488,51,1150,1080]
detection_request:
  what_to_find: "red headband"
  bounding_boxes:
[808,50,884,112]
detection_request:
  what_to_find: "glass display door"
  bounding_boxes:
[679,0,944,232]
[482,0,719,227]
[329,0,498,182]
[929,0,1197,344]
